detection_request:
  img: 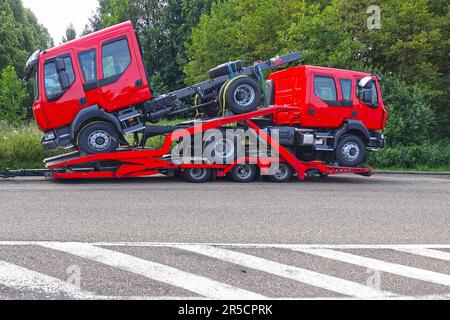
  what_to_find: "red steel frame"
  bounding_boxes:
[47,107,372,181]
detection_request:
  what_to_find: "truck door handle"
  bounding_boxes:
[135,79,143,88]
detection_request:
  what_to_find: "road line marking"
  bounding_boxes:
[294,249,450,287]
[394,248,450,262]
[0,261,96,299]
[1,241,450,249]
[172,244,396,299]
[38,242,265,300]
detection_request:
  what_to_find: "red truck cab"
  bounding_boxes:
[269,66,387,130]
[24,21,151,150]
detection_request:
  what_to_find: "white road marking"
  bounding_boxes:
[172,244,396,299]
[38,242,265,300]
[0,261,96,299]
[295,249,450,287]
[394,248,450,262]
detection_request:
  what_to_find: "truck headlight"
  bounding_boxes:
[44,132,56,141]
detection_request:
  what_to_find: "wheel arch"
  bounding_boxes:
[70,105,123,140]
[334,120,370,148]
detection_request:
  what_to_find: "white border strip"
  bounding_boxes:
[0,261,96,299]
[0,241,449,249]
[172,245,396,299]
[38,242,265,300]
[294,249,450,286]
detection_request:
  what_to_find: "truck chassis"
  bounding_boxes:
[1,107,371,182]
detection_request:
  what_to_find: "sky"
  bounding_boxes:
[22,0,99,44]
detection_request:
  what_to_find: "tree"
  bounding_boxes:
[84,0,213,91]
[61,23,77,43]
[0,65,28,124]
[184,0,303,83]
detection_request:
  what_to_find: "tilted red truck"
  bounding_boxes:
[22,21,386,169]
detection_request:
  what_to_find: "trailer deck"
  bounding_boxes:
[1,107,372,181]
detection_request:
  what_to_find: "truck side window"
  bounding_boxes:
[357,79,379,107]
[78,49,97,82]
[102,38,131,80]
[340,79,352,102]
[314,76,337,102]
[44,56,75,99]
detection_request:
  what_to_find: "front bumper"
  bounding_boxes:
[41,126,72,151]
[368,132,386,150]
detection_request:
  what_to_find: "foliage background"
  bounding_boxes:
[0,0,448,169]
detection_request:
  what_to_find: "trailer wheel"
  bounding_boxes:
[77,121,120,154]
[230,164,258,183]
[268,163,293,183]
[336,135,366,167]
[222,77,262,114]
[182,168,213,183]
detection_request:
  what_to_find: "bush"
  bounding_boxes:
[368,142,450,170]
[0,122,61,169]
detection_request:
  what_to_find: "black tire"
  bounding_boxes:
[335,135,366,167]
[208,60,244,79]
[230,164,258,183]
[268,163,293,183]
[296,147,317,162]
[77,121,120,154]
[265,80,275,106]
[223,77,262,114]
[182,168,213,183]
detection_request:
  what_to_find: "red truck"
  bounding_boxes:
[23,21,386,168]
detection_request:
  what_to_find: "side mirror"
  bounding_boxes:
[58,71,71,90]
[362,90,373,104]
[55,58,66,73]
[358,76,373,89]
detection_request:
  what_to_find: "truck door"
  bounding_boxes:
[306,74,352,128]
[99,33,151,113]
[353,76,385,130]
[41,50,86,129]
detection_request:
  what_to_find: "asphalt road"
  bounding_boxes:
[0,174,448,243]
[0,174,449,299]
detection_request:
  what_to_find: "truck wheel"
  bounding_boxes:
[77,121,120,154]
[336,135,366,167]
[222,77,262,114]
[204,132,237,164]
[268,163,293,183]
[230,164,257,183]
[182,168,212,183]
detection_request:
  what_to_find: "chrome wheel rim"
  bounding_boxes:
[234,84,255,107]
[342,142,360,162]
[88,130,111,151]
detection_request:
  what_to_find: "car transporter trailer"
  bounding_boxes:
[0,106,372,182]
